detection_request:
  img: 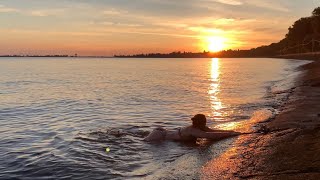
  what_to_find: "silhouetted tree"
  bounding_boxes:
[286,17,313,45]
[312,7,320,16]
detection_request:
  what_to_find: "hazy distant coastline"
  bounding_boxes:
[0,55,113,58]
[0,55,70,58]
[114,50,272,58]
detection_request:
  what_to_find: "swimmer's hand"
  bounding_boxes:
[191,129,243,140]
[233,132,242,136]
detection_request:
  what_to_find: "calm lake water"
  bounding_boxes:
[0,58,308,179]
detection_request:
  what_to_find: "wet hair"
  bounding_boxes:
[191,114,207,130]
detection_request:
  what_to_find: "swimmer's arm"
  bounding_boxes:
[191,129,241,140]
[203,126,215,132]
[204,126,235,133]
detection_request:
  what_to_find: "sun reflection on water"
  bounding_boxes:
[209,58,224,120]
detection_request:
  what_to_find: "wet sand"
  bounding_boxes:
[201,60,320,179]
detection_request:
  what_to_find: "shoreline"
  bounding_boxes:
[201,58,320,179]
[276,52,320,61]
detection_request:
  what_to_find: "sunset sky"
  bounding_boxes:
[0,0,319,56]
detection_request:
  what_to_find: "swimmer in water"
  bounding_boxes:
[144,114,242,142]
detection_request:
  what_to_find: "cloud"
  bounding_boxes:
[99,21,142,27]
[212,18,235,25]
[29,8,66,17]
[211,0,243,5]
[102,8,127,15]
[153,22,188,28]
[205,0,289,12]
[244,0,290,12]
[0,27,198,39]
[0,4,19,13]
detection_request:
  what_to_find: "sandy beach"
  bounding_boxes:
[202,59,320,179]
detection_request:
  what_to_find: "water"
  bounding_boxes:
[0,57,308,179]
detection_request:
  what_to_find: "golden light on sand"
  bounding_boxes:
[207,36,226,52]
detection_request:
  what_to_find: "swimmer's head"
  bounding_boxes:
[191,114,207,130]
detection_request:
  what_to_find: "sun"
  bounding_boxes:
[207,36,226,52]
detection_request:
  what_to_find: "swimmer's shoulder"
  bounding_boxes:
[180,126,196,136]
[180,125,192,131]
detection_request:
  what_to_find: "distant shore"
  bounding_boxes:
[202,57,320,179]
[276,52,320,61]
[0,55,113,58]
[2,51,320,60]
